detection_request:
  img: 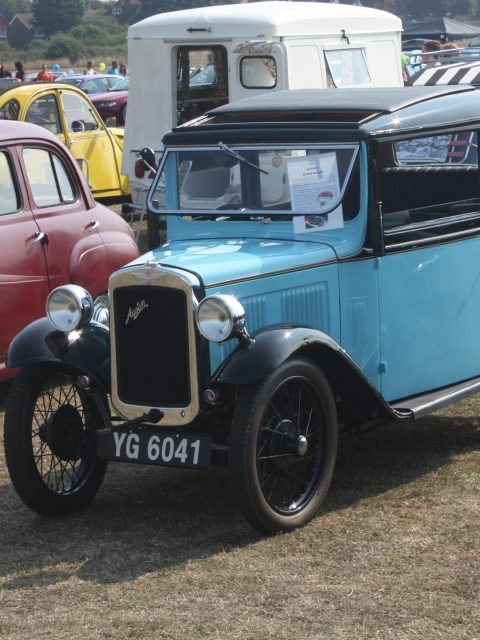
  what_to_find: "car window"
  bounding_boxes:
[379,130,480,247]
[85,78,109,94]
[240,57,277,89]
[25,94,62,135]
[0,99,20,121]
[23,147,76,207]
[61,92,99,132]
[0,151,19,214]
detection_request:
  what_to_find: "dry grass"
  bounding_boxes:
[0,383,478,640]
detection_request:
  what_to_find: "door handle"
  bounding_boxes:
[32,231,48,245]
[86,220,100,233]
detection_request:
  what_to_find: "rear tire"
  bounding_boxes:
[230,357,337,534]
[4,363,107,515]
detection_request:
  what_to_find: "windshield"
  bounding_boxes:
[149,144,360,226]
[110,78,129,91]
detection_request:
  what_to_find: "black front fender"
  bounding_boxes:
[8,318,111,392]
[214,326,343,385]
[214,326,400,428]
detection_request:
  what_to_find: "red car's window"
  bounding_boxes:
[0,151,19,214]
[26,95,62,135]
[23,147,76,207]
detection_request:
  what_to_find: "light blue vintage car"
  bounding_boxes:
[5,85,480,533]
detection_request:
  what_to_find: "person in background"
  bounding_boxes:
[84,60,96,75]
[441,41,460,63]
[421,40,442,68]
[98,62,106,73]
[0,63,12,78]
[108,60,119,75]
[14,61,25,81]
[36,64,52,81]
[119,62,128,76]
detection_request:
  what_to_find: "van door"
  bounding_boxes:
[176,45,229,124]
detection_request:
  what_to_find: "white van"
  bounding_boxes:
[123,1,403,196]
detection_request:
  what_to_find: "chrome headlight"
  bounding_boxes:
[196,294,246,343]
[92,293,109,327]
[46,285,94,332]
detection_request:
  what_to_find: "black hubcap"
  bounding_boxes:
[39,404,85,460]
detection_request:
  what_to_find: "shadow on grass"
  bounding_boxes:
[0,412,478,588]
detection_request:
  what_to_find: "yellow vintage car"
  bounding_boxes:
[0,82,130,202]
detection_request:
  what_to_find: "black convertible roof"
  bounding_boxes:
[165,86,480,145]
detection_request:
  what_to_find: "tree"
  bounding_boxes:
[138,0,239,22]
[0,0,16,21]
[32,0,88,37]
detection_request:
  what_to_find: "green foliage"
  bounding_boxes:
[44,33,82,62]
[32,0,87,37]
[138,0,240,21]
[0,0,16,21]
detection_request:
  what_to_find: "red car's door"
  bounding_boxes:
[0,148,50,379]
[20,144,110,298]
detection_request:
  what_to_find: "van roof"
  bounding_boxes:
[129,1,402,40]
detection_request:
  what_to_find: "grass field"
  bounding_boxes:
[0,384,478,640]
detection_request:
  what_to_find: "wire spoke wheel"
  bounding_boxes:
[4,364,107,515]
[230,357,337,534]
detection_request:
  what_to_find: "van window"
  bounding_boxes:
[324,49,370,87]
[240,57,276,89]
[177,46,228,124]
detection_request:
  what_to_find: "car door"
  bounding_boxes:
[0,146,49,377]
[374,130,480,402]
[23,87,123,199]
[20,143,109,297]
[57,89,124,198]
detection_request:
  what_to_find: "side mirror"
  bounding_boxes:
[105,116,117,127]
[138,147,156,173]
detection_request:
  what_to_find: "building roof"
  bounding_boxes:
[403,17,480,40]
[10,13,34,29]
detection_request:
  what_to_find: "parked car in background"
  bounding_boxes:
[401,38,430,51]
[55,73,123,95]
[6,85,480,534]
[0,119,139,382]
[91,76,129,125]
[0,82,130,202]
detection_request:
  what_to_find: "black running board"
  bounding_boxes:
[391,376,480,419]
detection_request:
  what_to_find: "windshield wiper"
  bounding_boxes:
[218,142,268,175]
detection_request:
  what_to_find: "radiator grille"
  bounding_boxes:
[113,285,190,406]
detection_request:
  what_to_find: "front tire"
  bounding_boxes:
[230,357,337,534]
[4,363,107,515]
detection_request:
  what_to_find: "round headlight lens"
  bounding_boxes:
[46,285,94,332]
[196,294,245,343]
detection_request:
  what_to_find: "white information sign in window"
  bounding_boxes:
[287,153,344,233]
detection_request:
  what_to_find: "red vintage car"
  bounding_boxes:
[0,120,139,382]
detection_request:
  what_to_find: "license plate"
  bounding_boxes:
[97,428,211,469]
